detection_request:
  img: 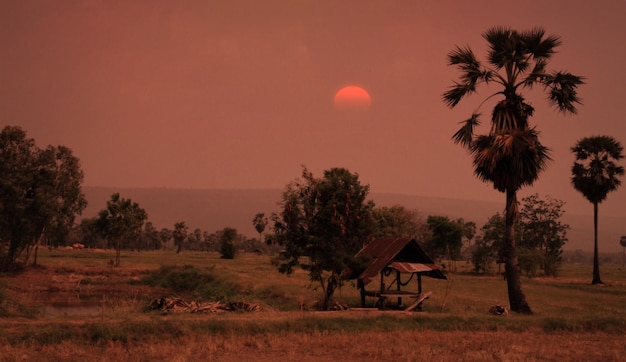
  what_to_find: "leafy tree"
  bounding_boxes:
[141,222,162,250]
[96,193,147,267]
[443,27,584,313]
[571,135,624,284]
[0,126,87,270]
[270,167,374,309]
[371,205,427,239]
[252,213,268,244]
[472,195,569,276]
[472,213,507,273]
[172,222,188,254]
[75,217,106,249]
[518,194,569,276]
[457,218,477,261]
[159,228,173,249]
[219,227,238,259]
[426,215,464,260]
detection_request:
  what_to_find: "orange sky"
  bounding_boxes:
[1,0,625,220]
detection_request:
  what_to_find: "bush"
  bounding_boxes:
[219,227,238,259]
[517,247,541,277]
[139,265,241,301]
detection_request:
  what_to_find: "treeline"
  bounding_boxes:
[68,217,277,255]
[1,125,572,277]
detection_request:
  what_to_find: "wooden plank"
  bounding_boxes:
[404,291,432,312]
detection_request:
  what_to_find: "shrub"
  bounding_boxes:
[139,265,241,301]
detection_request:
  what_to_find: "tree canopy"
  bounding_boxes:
[96,193,147,267]
[0,126,86,270]
[270,167,374,309]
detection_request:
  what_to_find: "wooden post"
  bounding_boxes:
[396,270,402,307]
[418,274,422,294]
[417,274,423,311]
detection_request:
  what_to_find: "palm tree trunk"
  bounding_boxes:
[592,202,603,284]
[503,188,532,314]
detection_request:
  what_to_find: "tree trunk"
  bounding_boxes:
[592,202,603,284]
[503,189,532,314]
[115,237,122,267]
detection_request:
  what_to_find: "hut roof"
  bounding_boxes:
[356,237,446,284]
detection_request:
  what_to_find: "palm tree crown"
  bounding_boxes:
[571,136,624,203]
[444,27,584,191]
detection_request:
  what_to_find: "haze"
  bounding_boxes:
[1,1,625,224]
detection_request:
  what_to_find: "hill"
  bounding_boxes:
[81,187,625,252]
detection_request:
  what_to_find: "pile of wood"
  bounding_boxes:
[149,297,260,313]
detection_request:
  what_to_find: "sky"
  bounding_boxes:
[1,0,625,220]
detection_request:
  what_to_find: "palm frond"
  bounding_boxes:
[544,71,585,113]
[521,27,561,60]
[447,45,479,66]
[442,82,475,108]
[452,113,480,148]
[484,26,515,69]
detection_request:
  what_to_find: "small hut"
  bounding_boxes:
[355,237,446,310]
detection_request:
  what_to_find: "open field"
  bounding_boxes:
[1,249,626,361]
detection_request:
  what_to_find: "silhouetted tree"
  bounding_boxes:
[0,126,87,270]
[252,213,268,244]
[444,27,584,313]
[172,222,188,254]
[97,193,147,267]
[219,227,238,259]
[571,135,624,284]
[518,194,569,276]
[371,205,427,239]
[270,167,374,309]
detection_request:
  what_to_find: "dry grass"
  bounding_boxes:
[1,249,626,361]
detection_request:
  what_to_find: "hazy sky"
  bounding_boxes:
[1,0,625,218]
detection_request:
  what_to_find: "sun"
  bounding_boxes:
[334,85,371,110]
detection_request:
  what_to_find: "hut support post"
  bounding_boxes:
[396,270,402,307]
[417,274,423,311]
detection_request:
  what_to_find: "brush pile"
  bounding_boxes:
[149,297,260,313]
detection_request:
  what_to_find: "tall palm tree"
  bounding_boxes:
[571,136,624,284]
[443,27,584,313]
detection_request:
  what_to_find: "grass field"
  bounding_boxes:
[1,249,625,361]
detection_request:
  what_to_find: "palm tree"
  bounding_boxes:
[443,27,584,313]
[571,136,624,284]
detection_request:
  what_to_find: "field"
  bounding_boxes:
[1,249,626,361]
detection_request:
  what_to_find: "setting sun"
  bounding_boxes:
[334,85,371,110]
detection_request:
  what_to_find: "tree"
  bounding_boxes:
[96,193,147,267]
[458,218,476,261]
[518,194,569,276]
[426,216,464,260]
[172,222,188,254]
[160,228,173,249]
[0,126,87,270]
[219,227,238,259]
[444,27,584,313]
[371,205,427,239]
[270,167,374,309]
[571,136,624,284]
[141,222,162,250]
[252,213,268,244]
[472,213,507,273]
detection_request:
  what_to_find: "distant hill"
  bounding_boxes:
[81,187,625,252]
